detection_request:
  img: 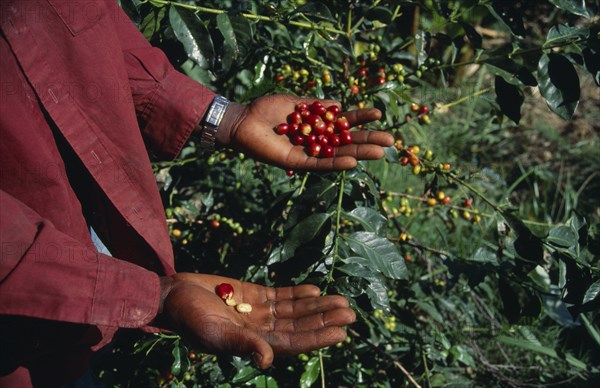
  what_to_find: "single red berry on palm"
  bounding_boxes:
[296,103,309,112]
[329,134,341,147]
[310,101,327,116]
[321,145,334,158]
[304,114,321,126]
[287,111,302,125]
[323,110,336,123]
[304,133,317,145]
[339,130,352,145]
[276,123,289,135]
[313,120,327,135]
[327,105,341,116]
[291,134,304,145]
[216,283,234,300]
[286,170,294,176]
[318,134,330,146]
[309,143,322,157]
[335,117,350,132]
[299,123,312,136]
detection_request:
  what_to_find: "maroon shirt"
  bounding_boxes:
[0,0,215,385]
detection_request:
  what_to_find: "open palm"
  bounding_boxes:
[226,94,394,171]
[161,273,355,369]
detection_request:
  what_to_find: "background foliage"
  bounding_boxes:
[100,0,600,386]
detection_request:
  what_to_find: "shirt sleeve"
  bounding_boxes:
[0,190,161,329]
[107,0,216,160]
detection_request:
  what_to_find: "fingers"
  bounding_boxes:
[267,326,349,356]
[342,108,382,126]
[270,295,350,319]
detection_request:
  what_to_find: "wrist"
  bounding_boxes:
[151,276,176,329]
[195,96,247,150]
[216,101,247,147]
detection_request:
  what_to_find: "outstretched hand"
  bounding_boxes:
[218,94,394,171]
[157,273,355,369]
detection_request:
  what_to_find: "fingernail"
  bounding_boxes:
[252,352,263,366]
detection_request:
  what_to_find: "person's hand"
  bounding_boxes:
[156,273,355,369]
[217,94,394,171]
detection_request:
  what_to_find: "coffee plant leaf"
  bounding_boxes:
[139,5,166,41]
[345,207,387,235]
[342,261,390,310]
[299,356,320,388]
[498,275,522,324]
[170,341,190,377]
[169,6,214,68]
[547,225,579,248]
[345,232,407,279]
[495,75,523,124]
[582,279,600,305]
[281,213,331,262]
[545,24,589,47]
[459,21,482,49]
[537,53,581,120]
[548,0,591,18]
[486,1,526,38]
[583,47,600,86]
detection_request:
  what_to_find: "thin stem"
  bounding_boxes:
[327,171,346,284]
[436,37,586,71]
[319,350,326,388]
[435,87,493,112]
[153,0,346,35]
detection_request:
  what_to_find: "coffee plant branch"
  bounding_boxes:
[150,0,346,35]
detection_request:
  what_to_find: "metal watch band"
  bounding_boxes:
[199,95,229,150]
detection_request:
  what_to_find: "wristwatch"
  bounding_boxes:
[198,95,229,151]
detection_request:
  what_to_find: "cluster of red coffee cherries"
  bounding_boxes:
[275,101,352,158]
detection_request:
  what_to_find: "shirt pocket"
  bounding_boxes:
[46,0,105,35]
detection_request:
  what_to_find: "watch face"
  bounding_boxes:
[206,96,229,126]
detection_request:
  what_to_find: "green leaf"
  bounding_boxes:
[582,279,600,305]
[537,54,581,120]
[345,232,407,279]
[499,275,521,324]
[415,30,430,67]
[281,213,331,262]
[342,261,390,310]
[545,24,589,47]
[548,0,591,18]
[139,6,166,41]
[459,21,482,49]
[231,365,260,384]
[547,225,578,248]
[344,207,387,235]
[169,6,214,68]
[171,342,190,376]
[497,335,588,370]
[299,356,320,388]
[513,233,544,273]
[450,345,476,367]
[466,248,498,264]
[495,75,523,124]
[363,6,393,24]
[583,47,600,86]
[486,2,526,38]
[246,375,278,387]
[216,13,238,72]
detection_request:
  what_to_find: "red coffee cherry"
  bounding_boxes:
[308,143,322,157]
[216,283,234,300]
[321,145,335,158]
[339,130,352,145]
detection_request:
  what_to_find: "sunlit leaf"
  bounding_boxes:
[537,54,580,120]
